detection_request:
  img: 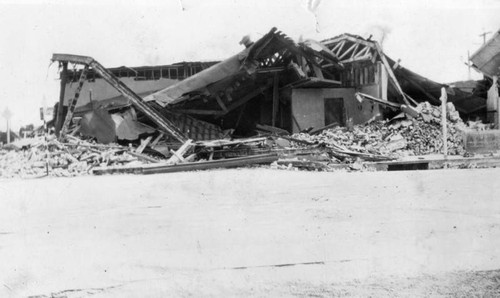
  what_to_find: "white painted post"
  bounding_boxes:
[2,108,12,144]
[440,88,448,158]
[6,118,10,144]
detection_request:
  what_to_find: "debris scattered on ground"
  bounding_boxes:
[1,101,497,178]
[0,135,158,178]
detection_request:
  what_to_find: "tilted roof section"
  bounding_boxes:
[470,28,500,78]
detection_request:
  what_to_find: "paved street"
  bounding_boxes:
[1,168,500,297]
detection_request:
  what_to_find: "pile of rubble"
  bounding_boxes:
[291,102,467,159]
[0,136,158,178]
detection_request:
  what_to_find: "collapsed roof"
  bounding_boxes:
[52,27,488,145]
[143,27,342,109]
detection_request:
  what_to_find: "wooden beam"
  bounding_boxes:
[272,73,279,126]
[324,36,376,49]
[354,46,370,58]
[335,41,346,56]
[373,42,411,106]
[338,43,358,60]
[59,65,88,139]
[340,54,372,64]
[349,43,360,59]
[167,139,192,164]
[355,92,401,109]
[311,64,324,79]
[136,136,153,154]
[215,94,228,112]
[55,62,68,137]
[150,133,164,148]
[93,153,279,175]
[330,40,345,53]
[51,53,93,65]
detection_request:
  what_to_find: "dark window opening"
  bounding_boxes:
[324,97,345,126]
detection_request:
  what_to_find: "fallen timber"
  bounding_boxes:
[92,153,279,175]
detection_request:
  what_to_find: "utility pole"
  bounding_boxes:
[479,31,492,44]
[467,50,471,80]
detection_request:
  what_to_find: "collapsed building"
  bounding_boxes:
[53,28,487,147]
[3,26,490,178]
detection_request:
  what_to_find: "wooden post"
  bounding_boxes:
[272,73,279,126]
[55,62,68,136]
[440,87,448,158]
[59,65,89,139]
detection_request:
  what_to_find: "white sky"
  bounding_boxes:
[0,0,499,131]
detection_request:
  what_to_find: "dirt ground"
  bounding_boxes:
[1,167,500,297]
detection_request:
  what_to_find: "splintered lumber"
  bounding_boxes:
[167,139,193,164]
[92,154,279,175]
[59,65,89,139]
[150,133,164,148]
[373,42,411,106]
[169,149,186,163]
[136,136,153,154]
[195,137,267,148]
[51,54,187,143]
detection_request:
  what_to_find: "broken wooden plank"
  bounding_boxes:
[169,149,186,163]
[150,133,164,148]
[136,136,153,154]
[195,137,267,148]
[372,42,412,107]
[355,92,401,109]
[59,65,89,139]
[167,139,193,164]
[92,153,279,175]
